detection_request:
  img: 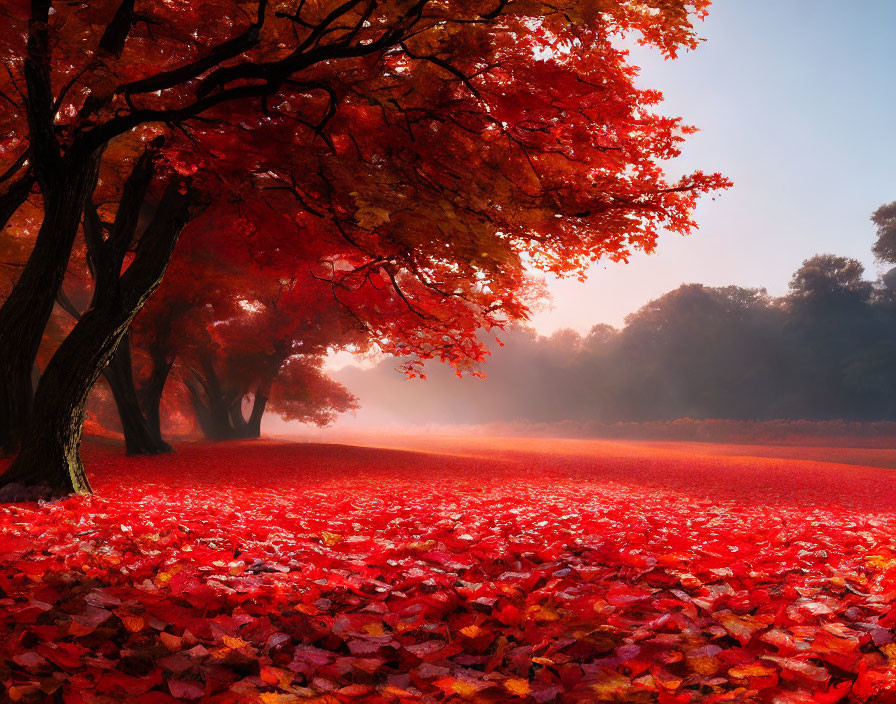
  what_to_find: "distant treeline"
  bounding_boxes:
[337,251,896,425]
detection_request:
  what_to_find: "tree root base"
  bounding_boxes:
[0,482,70,503]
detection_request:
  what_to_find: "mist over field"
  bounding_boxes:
[328,254,896,434]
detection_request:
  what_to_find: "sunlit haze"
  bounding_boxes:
[327,0,896,354]
[529,0,896,333]
[316,0,896,428]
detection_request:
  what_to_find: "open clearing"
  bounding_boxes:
[2,437,896,703]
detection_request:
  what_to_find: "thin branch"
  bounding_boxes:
[0,150,30,186]
[400,42,482,99]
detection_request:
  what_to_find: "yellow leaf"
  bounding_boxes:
[503,679,532,696]
[865,555,894,569]
[382,684,415,698]
[527,604,560,621]
[321,531,343,547]
[728,663,778,678]
[362,622,386,636]
[434,678,483,698]
[354,201,391,230]
[687,655,719,676]
[651,669,683,691]
[590,672,632,701]
[715,610,767,643]
[260,694,303,704]
[459,625,482,638]
[407,540,436,551]
[677,572,702,589]
[452,681,480,697]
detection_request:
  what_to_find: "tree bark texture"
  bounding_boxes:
[0,155,102,454]
[0,180,196,497]
[103,333,173,454]
[140,349,174,450]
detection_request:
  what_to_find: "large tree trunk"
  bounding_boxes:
[0,307,120,496]
[140,350,174,449]
[103,333,172,454]
[244,391,268,438]
[228,397,250,437]
[0,180,196,497]
[186,356,246,441]
[188,360,279,441]
[0,156,101,454]
[187,390,220,440]
[0,0,144,458]
[187,376,241,441]
[0,0,104,454]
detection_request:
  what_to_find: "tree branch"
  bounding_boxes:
[105,138,164,265]
[0,171,35,234]
[99,0,137,57]
[400,42,482,99]
[119,0,269,98]
[23,0,60,186]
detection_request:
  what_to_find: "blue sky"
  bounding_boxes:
[529,0,896,332]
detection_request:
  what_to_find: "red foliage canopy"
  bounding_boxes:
[1,0,729,375]
[132,218,362,437]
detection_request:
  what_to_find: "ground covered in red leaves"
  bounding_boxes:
[2,437,896,704]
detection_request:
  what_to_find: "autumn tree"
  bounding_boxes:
[1,142,202,492]
[182,276,360,441]
[0,0,728,496]
[871,201,896,306]
[105,201,364,447]
[136,222,362,443]
[49,137,193,455]
[872,201,896,264]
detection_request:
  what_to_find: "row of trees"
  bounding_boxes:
[343,204,896,425]
[68,220,361,452]
[0,0,726,496]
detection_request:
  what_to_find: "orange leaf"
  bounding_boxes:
[121,615,144,633]
[503,679,532,696]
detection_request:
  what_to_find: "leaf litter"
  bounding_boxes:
[1,438,896,703]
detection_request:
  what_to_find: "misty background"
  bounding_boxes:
[323,253,896,431]
[527,0,896,335]
[314,1,896,436]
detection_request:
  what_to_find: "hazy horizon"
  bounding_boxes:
[324,0,894,370]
